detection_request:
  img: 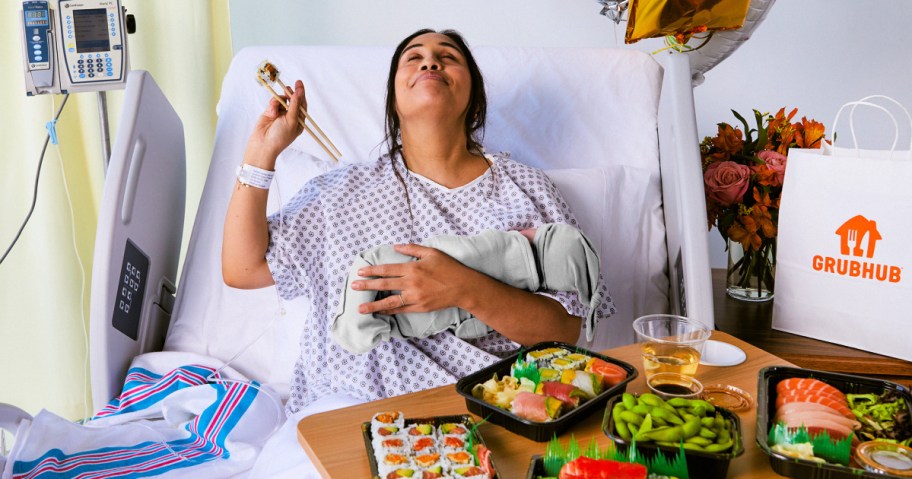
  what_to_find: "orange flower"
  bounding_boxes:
[727,214,762,252]
[752,206,777,239]
[711,124,743,157]
[752,187,774,213]
[752,164,777,187]
[795,117,826,149]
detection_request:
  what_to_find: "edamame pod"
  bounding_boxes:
[640,413,654,434]
[667,397,691,408]
[631,404,651,416]
[698,427,717,439]
[704,439,733,453]
[622,393,636,410]
[615,417,631,440]
[701,417,715,428]
[644,425,684,443]
[681,416,701,438]
[628,423,639,435]
[619,411,644,426]
[638,393,664,407]
[651,407,684,425]
[716,427,730,444]
[682,443,706,451]
[685,436,713,446]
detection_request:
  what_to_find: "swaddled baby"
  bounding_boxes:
[331,223,602,354]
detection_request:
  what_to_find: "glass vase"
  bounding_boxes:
[726,238,775,302]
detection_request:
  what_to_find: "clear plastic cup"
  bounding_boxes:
[632,314,711,378]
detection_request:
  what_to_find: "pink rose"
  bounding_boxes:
[758,150,787,186]
[704,161,751,207]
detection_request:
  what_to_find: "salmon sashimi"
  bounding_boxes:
[775,401,852,419]
[777,378,846,401]
[776,415,855,440]
[777,388,848,407]
[774,408,861,430]
[776,392,855,419]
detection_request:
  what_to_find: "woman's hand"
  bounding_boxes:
[352,244,469,315]
[243,79,308,169]
[352,243,582,346]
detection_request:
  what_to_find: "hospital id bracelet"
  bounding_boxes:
[236,163,275,189]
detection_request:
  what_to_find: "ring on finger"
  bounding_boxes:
[398,293,406,307]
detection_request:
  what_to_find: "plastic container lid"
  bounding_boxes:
[855,441,912,477]
[701,384,753,412]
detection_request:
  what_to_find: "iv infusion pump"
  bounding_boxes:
[21,0,130,96]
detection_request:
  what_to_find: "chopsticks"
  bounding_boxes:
[256,61,342,162]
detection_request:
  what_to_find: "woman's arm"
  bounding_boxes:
[222,81,307,289]
[352,244,582,346]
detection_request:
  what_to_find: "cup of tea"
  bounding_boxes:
[632,314,711,378]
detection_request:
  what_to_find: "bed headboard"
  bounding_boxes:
[90,46,712,404]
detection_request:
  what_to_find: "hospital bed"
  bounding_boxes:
[1,45,712,477]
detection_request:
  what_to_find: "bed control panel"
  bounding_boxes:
[112,239,148,341]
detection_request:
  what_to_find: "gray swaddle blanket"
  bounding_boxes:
[330,223,602,354]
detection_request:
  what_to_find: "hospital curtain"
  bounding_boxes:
[0,1,233,420]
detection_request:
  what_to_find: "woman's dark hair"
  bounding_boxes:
[383,28,488,158]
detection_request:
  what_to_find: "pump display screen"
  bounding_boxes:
[73,8,110,53]
[27,11,46,18]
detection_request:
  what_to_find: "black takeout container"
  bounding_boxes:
[361,413,501,479]
[601,393,745,479]
[757,366,912,479]
[455,341,637,442]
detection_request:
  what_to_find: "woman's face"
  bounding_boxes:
[394,32,472,125]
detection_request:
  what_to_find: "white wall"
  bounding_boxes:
[229,0,912,267]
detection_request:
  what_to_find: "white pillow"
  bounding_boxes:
[545,166,669,349]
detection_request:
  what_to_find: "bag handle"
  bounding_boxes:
[828,95,912,158]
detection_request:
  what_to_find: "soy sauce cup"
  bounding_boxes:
[646,372,704,399]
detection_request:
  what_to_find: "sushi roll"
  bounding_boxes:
[417,465,448,479]
[372,411,405,435]
[450,466,489,478]
[373,436,408,457]
[444,450,475,467]
[439,434,467,454]
[550,357,577,370]
[378,452,413,478]
[412,452,443,470]
[409,435,437,455]
[539,368,560,382]
[526,349,555,363]
[375,425,402,437]
[405,423,437,439]
[438,422,469,438]
[564,352,590,365]
[383,467,420,479]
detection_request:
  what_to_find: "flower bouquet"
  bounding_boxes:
[701,108,827,301]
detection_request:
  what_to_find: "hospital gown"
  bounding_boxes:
[265,152,616,413]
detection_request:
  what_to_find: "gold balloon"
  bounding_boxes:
[625,0,751,44]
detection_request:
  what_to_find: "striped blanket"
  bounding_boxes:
[4,352,283,479]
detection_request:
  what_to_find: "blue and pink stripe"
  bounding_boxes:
[13,365,259,479]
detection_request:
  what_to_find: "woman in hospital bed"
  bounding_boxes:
[222,28,615,474]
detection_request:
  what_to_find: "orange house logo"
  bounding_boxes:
[835,215,882,258]
[812,214,901,283]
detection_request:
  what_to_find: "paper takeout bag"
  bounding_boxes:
[773,96,912,361]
